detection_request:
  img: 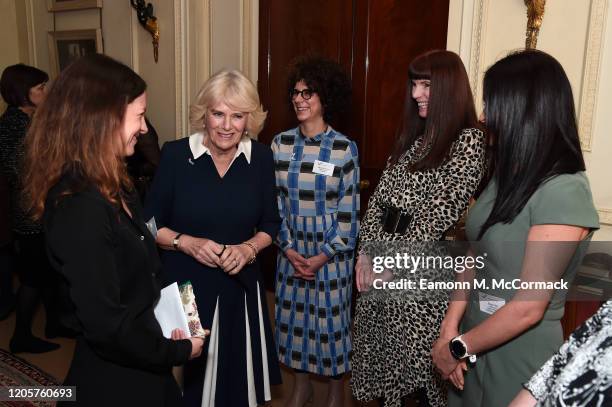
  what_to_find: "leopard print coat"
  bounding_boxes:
[350,128,486,407]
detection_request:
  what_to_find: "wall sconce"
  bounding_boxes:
[130,0,160,62]
[525,0,546,49]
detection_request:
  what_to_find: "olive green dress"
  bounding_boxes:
[448,173,600,407]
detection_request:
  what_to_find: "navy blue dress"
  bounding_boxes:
[145,136,281,407]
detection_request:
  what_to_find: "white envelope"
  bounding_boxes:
[154,282,191,338]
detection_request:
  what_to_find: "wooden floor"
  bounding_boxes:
[0,287,383,406]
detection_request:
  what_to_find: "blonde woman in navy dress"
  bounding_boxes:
[272,56,359,407]
[145,70,281,406]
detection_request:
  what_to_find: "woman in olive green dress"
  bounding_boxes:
[431,50,600,407]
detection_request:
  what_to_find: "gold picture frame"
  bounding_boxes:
[48,29,103,78]
[48,0,102,12]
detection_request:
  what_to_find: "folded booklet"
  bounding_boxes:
[154,281,208,338]
[178,281,208,337]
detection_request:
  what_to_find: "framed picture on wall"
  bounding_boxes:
[48,29,103,77]
[48,0,102,12]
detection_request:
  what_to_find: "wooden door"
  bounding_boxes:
[258,0,450,287]
[258,0,354,141]
[349,0,450,202]
[259,0,449,200]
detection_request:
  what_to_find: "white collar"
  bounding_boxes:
[188,132,252,163]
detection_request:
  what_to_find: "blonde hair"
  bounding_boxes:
[190,69,267,136]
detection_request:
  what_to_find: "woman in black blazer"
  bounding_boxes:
[22,54,204,407]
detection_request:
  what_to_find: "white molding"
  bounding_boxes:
[468,0,489,110]
[240,0,258,82]
[25,0,37,66]
[174,0,187,138]
[190,0,211,134]
[458,0,475,66]
[598,208,612,225]
[240,0,247,75]
[176,0,211,137]
[579,0,608,151]
[130,7,140,72]
[200,0,212,84]
[209,0,215,75]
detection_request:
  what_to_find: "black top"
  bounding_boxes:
[126,118,161,179]
[0,105,39,234]
[44,170,191,406]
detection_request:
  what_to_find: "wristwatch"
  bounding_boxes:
[449,335,473,361]
[172,233,183,250]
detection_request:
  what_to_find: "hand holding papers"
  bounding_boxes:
[154,282,209,338]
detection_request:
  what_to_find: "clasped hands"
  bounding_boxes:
[285,248,329,280]
[355,253,394,292]
[178,236,253,275]
[431,328,468,391]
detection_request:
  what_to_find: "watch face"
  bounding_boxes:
[451,338,467,358]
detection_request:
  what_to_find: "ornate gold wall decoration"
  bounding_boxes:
[130,0,159,62]
[525,0,546,49]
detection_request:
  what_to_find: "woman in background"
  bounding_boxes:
[351,50,486,407]
[126,117,161,203]
[432,49,599,407]
[145,69,281,407]
[0,64,65,353]
[0,170,14,321]
[272,56,359,407]
[24,54,203,407]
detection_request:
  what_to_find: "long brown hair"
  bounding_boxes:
[389,50,479,168]
[24,54,146,219]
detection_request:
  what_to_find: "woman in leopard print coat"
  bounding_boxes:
[350,50,487,407]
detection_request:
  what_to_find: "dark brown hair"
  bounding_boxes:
[24,54,146,219]
[0,64,48,107]
[389,50,479,169]
[287,56,351,124]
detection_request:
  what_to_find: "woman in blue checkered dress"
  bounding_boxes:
[272,57,359,407]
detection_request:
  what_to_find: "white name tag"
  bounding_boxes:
[478,291,505,315]
[313,160,335,176]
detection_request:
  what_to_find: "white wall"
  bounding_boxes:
[178,0,258,137]
[0,0,23,110]
[211,0,241,73]
[131,0,177,144]
[0,0,20,69]
[1,0,258,144]
[210,0,258,82]
[448,0,612,240]
[6,0,175,143]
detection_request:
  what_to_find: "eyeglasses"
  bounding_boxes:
[290,88,316,100]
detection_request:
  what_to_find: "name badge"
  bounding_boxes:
[478,291,505,315]
[145,216,158,239]
[313,160,335,176]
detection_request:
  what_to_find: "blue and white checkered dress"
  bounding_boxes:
[272,127,359,376]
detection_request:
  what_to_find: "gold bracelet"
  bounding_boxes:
[242,241,258,264]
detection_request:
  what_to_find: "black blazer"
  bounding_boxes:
[44,171,191,407]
